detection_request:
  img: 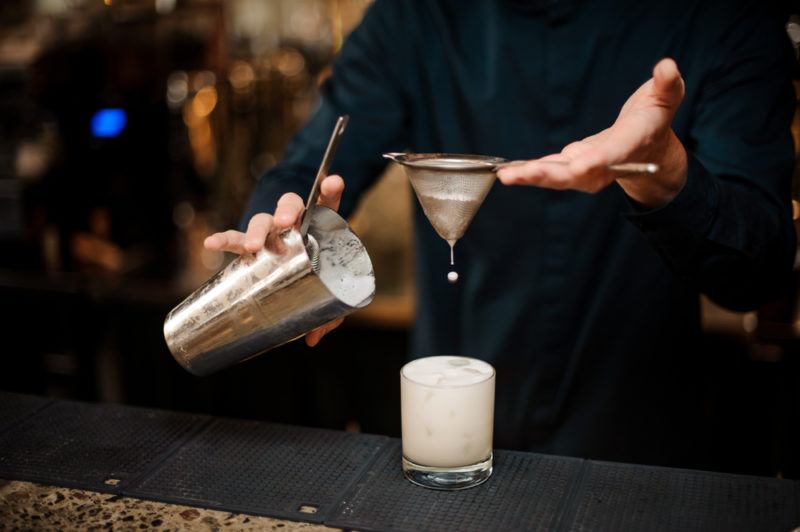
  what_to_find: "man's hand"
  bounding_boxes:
[496,58,688,209]
[204,174,346,347]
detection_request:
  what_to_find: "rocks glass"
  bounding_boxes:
[400,356,495,490]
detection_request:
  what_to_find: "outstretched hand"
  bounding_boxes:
[496,58,688,209]
[203,174,346,347]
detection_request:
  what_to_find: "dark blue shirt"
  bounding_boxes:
[243,0,796,467]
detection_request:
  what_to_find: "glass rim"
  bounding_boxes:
[400,355,495,389]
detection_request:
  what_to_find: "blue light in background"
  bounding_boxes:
[91,108,127,138]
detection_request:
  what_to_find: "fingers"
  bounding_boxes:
[274,193,305,229]
[305,318,345,347]
[568,146,616,187]
[318,175,345,211]
[206,197,301,255]
[272,175,344,230]
[651,58,684,109]
[244,213,273,253]
[204,230,247,254]
[496,151,611,193]
[207,176,344,256]
[497,157,578,189]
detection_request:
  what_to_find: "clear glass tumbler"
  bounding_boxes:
[400,356,495,490]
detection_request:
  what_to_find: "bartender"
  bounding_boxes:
[204,0,796,468]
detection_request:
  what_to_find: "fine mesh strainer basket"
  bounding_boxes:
[383,152,501,281]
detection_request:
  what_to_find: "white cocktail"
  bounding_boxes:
[400,356,495,489]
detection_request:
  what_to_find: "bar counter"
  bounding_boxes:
[0,392,797,531]
[0,479,333,531]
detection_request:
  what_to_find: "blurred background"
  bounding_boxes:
[0,0,798,479]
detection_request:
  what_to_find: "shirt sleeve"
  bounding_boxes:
[240,0,411,228]
[625,3,797,311]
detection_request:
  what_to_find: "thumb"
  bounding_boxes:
[652,58,685,109]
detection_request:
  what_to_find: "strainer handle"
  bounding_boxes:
[493,159,658,174]
[382,152,405,163]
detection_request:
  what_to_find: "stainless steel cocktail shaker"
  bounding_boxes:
[164,205,374,376]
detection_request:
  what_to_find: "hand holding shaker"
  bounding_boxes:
[164,116,375,376]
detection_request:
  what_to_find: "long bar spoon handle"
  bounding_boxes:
[300,115,349,238]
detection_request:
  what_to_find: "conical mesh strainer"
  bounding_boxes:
[384,153,499,242]
[384,152,501,281]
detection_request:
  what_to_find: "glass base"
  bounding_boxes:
[402,453,493,490]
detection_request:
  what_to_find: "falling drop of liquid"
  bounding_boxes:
[446,240,458,283]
